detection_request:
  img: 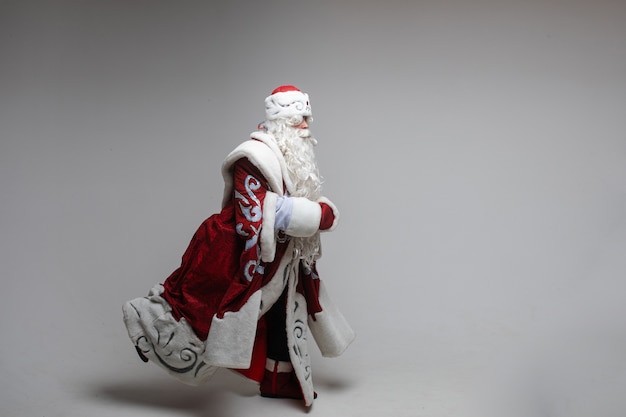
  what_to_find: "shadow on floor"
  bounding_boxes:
[88,368,309,416]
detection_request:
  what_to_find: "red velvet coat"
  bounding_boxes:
[122,132,354,406]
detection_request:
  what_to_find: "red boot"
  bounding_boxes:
[260,359,304,400]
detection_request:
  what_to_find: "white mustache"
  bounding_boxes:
[296,128,311,137]
[295,129,318,145]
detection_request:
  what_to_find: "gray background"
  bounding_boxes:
[1,1,625,416]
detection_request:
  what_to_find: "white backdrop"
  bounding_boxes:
[1,1,625,416]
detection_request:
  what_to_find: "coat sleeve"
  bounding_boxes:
[204,158,272,368]
[232,158,271,284]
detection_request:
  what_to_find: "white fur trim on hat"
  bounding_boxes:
[264,85,312,121]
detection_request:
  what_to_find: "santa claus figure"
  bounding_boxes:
[123,85,355,406]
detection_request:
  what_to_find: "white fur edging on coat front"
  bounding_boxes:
[308,281,356,358]
[203,290,262,369]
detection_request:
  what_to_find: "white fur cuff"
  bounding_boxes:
[286,197,322,237]
[261,191,278,262]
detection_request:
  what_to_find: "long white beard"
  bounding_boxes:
[265,120,323,269]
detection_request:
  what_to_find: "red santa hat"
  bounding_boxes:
[264,85,312,121]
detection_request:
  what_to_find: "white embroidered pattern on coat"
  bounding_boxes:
[284,259,315,404]
[235,174,263,281]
